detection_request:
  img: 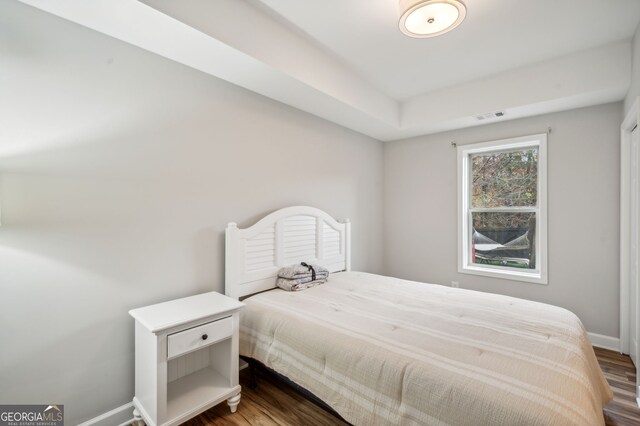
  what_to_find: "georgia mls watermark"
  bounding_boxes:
[0,405,63,426]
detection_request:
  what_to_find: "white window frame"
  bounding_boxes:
[457,133,548,285]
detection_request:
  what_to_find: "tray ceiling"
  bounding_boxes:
[16,0,640,141]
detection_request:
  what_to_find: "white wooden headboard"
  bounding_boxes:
[225,206,351,299]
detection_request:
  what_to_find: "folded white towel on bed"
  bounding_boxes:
[277,263,329,280]
[276,277,326,291]
[276,263,329,291]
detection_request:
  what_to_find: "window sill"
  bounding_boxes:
[459,265,548,285]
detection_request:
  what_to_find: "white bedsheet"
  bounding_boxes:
[239,271,612,425]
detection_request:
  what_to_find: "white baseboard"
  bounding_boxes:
[77,402,134,426]
[588,332,620,352]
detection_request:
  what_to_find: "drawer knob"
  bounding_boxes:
[202,334,208,341]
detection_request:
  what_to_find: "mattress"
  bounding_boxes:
[239,271,612,425]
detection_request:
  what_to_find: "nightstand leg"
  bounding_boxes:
[227,393,241,413]
[132,407,145,426]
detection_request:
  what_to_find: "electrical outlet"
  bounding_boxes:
[451,281,459,288]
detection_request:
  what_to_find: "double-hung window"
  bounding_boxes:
[458,134,547,284]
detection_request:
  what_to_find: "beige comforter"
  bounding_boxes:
[240,271,612,425]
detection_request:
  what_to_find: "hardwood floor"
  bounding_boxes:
[183,367,348,426]
[184,348,639,426]
[596,347,640,426]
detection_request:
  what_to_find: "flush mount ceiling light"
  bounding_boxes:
[399,0,466,38]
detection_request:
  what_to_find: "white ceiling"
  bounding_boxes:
[15,0,640,141]
[255,0,640,100]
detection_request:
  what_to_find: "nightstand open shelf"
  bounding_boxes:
[130,292,244,426]
[167,365,229,421]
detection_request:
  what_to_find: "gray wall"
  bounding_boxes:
[0,2,383,423]
[384,103,621,337]
[0,1,628,423]
[625,22,640,113]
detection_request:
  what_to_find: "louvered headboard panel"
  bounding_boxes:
[225,206,351,299]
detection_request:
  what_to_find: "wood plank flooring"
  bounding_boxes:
[595,347,640,426]
[183,367,347,426]
[184,348,639,426]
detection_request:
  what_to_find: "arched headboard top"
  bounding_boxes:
[225,206,351,300]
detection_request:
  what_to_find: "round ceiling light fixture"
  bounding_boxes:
[398,0,466,38]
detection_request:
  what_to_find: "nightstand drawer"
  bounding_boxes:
[167,316,233,359]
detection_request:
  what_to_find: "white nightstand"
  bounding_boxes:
[129,292,244,426]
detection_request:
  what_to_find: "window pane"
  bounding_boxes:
[472,212,536,270]
[471,148,538,208]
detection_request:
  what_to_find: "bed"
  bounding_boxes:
[225,206,612,425]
